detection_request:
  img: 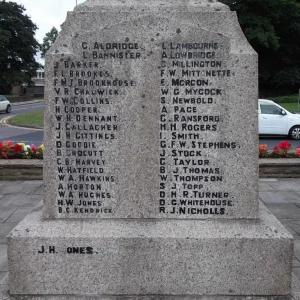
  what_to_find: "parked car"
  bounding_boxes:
[259,99,300,140]
[0,95,11,113]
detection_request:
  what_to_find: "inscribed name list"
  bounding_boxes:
[44,27,257,219]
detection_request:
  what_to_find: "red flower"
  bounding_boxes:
[278,140,291,149]
[0,142,3,149]
[296,148,300,156]
[13,144,23,153]
[31,144,37,151]
[274,146,280,152]
[3,141,12,147]
[259,144,267,151]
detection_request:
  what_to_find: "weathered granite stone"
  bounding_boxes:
[3,1,294,299]
[2,275,300,300]
[43,0,258,220]
[75,0,230,12]
[7,203,293,296]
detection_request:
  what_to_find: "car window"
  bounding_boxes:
[260,104,282,115]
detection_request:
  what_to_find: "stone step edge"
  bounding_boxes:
[0,159,299,180]
[1,273,300,300]
[0,160,43,180]
[259,158,300,178]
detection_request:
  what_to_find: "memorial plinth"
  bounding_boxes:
[1,0,295,299]
[6,203,293,296]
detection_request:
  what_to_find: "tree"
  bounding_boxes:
[40,27,59,58]
[219,0,300,96]
[0,1,41,94]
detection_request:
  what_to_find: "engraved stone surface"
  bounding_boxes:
[75,0,229,12]
[7,204,293,296]
[3,0,294,299]
[43,0,258,220]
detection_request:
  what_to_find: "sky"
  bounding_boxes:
[8,0,86,43]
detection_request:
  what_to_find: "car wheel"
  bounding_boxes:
[6,105,11,113]
[289,126,300,140]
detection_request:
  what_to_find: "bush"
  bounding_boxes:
[269,94,299,103]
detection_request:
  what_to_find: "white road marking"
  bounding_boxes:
[0,115,43,131]
[12,105,45,111]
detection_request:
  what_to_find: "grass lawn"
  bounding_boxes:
[279,103,300,112]
[9,109,44,128]
[264,94,300,112]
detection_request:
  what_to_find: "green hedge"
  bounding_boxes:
[270,94,299,103]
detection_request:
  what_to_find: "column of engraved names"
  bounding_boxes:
[159,41,236,217]
[52,60,117,216]
[52,42,142,217]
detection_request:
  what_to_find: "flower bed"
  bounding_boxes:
[259,140,300,158]
[0,140,298,160]
[0,141,44,159]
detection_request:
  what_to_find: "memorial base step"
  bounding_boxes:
[1,275,300,300]
[6,204,293,297]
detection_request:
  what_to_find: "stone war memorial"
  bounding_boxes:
[0,0,299,299]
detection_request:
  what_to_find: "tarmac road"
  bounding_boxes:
[0,102,44,121]
[0,101,44,146]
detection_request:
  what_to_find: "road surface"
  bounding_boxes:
[0,102,44,121]
[0,102,44,146]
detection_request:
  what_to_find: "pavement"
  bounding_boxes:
[0,178,300,284]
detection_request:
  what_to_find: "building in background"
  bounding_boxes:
[24,70,45,97]
[11,70,45,97]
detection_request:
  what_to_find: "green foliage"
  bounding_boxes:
[9,109,44,128]
[40,27,59,58]
[219,0,300,95]
[270,94,299,103]
[276,103,300,112]
[0,1,41,94]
